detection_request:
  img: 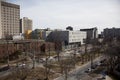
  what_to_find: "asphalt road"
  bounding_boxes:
[0,66,16,78]
[54,56,104,80]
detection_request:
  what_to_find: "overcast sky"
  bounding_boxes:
[7,0,120,33]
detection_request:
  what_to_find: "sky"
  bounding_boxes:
[6,0,120,33]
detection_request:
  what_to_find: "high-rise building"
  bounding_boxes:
[0,1,20,39]
[20,17,32,33]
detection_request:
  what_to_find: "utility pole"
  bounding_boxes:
[6,40,9,67]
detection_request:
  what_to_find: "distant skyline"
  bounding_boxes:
[7,0,120,33]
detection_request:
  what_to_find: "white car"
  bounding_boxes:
[88,68,92,72]
[97,62,101,66]
[18,63,26,67]
[85,68,92,73]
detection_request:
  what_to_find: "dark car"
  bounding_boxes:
[85,68,92,73]
[91,64,98,69]
[0,66,10,72]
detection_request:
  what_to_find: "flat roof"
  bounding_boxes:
[1,1,20,9]
[80,27,97,31]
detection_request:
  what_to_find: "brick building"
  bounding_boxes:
[0,40,55,59]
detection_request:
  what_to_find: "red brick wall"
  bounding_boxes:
[0,43,15,58]
[42,42,55,52]
[0,40,55,58]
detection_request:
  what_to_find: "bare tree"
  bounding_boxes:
[102,37,120,76]
[55,41,62,62]
[44,57,54,80]
[59,57,75,80]
[4,32,11,67]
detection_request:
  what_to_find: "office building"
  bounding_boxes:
[80,27,98,39]
[42,30,52,40]
[80,27,98,43]
[30,28,52,39]
[103,28,120,38]
[47,30,86,49]
[20,17,32,33]
[0,1,20,39]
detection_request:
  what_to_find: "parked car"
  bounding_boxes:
[100,59,106,63]
[84,70,89,73]
[38,59,45,63]
[0,66,10,72]
[91,64,98,69]
[85,68,92,73]
[17,63,26,68]
[97,62,101,66]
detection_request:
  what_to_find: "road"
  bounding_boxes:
[0,44,94,79]
[54,56,104,80]
[0,66,18,78]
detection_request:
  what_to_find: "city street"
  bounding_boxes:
[0,0,120,80]
[0,44,93,78]
[54,56,104,80]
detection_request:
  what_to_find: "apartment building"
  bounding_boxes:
[0,1,20,39]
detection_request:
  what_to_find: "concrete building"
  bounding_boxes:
[0,1,20,39]
[31,29,43,39]
[103,28,120,38]
[42,30,52,40]
[47,30,86,49]
[20,17,32,33]
[30,28,52,39]
[80,27,98,43]
[80,27,98,39]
